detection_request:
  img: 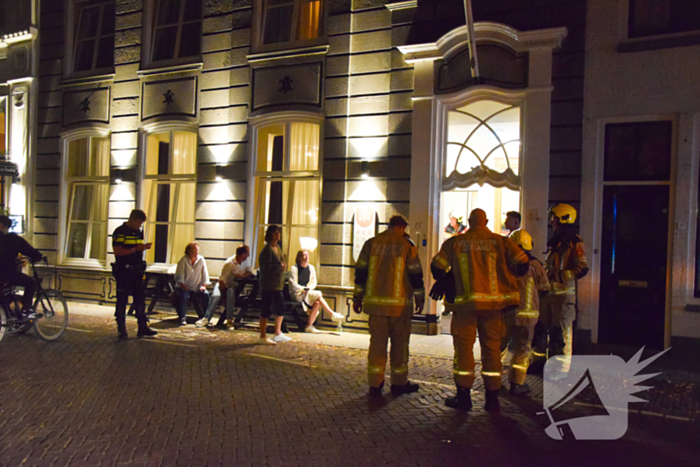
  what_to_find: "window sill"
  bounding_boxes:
[137,62,203,79]
[59,73,116,89]
[619,32,700,53]
[247,44,329,65]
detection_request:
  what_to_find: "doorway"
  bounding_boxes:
[597,121,672,349]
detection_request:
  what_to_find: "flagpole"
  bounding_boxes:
[463,0,479,78]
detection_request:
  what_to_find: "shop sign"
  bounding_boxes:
[353,204,376,262]
[0,160,18,176]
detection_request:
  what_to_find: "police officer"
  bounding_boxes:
[0,215,44,321]
[431,209,529,412]
[532,204,589,375]
[112,209,157,339]
[502,229,549,396]
[354,215,425,397]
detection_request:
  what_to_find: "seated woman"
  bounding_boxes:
[174,242,210,326]
[289,249,345,333]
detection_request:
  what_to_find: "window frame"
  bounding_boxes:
[251,0,327,54]
[65,0,116,78]
[246,113,324,272]
[58,128,112,269]
[138,122,198,268]
[142,0,203,70]
[621,0,700,42]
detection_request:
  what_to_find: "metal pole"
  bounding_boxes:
[463,0,479,78]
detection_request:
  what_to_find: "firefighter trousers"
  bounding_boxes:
[532,293,574,372]
[367,314,412,388]
[451,309,504,391]
[501,310,536,386]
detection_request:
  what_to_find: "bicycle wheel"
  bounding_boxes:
[0,305,7,342]
[33,289,69,341]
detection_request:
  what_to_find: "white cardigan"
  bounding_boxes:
[289,263,318,301]
[174,255,209,291]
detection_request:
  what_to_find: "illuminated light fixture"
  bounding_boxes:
[215,165,224,182]
[299,237,318,252]
[361,160,369,179]
[114,168,123,184]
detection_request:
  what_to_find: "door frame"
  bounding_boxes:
[580,114,677,348]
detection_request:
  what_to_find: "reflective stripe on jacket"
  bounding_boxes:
[515,258,550,324]
[431,226,528,312]
[354,229,425,317]
[545,229,588,295]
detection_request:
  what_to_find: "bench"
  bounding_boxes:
[232,278,306,332]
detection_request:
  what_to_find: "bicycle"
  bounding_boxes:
[0,257,69,342]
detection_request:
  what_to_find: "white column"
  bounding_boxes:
[8,83,30,230]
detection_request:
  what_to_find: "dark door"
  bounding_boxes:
[598,185,669,348]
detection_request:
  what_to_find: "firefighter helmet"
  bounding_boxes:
[550,204,577,224]
[510,229,533,251]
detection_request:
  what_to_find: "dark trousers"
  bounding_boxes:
[114,265,147,326]
[2,272,36,311]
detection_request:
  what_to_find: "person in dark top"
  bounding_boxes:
[257,224,291,345]
[111,209,157,339]
[0,215,44,321]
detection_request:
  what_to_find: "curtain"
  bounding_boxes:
[296,0,321,40]
[172,131,197,174]
[90,137,110,177]
[289,122,319,171]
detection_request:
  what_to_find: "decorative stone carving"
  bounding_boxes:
[141,77,197,121]
[252,63,322,112]
[62,87,111,126]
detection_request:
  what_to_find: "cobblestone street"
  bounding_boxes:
[1,312,699,467]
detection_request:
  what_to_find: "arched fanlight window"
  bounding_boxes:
[444,100,521,191]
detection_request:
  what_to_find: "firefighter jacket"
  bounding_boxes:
[514,254,550,326]
[431,226,529,312]
[545,226,589,295]
[353,229,425,317]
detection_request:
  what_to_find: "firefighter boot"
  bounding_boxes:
[117,319,128,340]
[445,387,472,411]
[137,320,158,338]
[369,382,384,397]
[510,383,530,397]
[485,390,501,414]
[391,381,420,396]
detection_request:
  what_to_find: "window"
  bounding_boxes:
[442,100,521,235]
[254,121,321,266]
[629,0,700,38]
[141,131,197,265]
[261,0,323,45]
[63,136,110,264]
[150,0,202,63]
[72,0,115,72]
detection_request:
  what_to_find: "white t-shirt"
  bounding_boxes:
[219,255,254,289]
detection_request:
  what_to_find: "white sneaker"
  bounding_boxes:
[305,326,320,333]
[259,337,276,345]
[195,317,209,327]
[331,312,345,321]
[273,333,292,343]
[206,320,216,327]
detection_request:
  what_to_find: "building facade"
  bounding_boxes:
[42,0,696,348]
[1,0,38,231]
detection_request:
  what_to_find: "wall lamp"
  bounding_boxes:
[361,160,370,179]
[114,168,123,184]
[215,165,224,182]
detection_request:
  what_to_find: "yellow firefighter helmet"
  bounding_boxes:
[510,229,533,251]
[550,204,577,224]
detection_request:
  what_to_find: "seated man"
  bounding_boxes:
[0,215,44,321]
[196,244,254,328]
[174,242,210,325]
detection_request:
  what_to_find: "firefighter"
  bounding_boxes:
[353,215,425,397]
[431,208,529,413]
[532,204,589,376]
[501,229,549,396]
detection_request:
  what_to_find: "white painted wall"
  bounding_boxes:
[581,0,700,343]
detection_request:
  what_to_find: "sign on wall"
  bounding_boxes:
[353,204,377,262]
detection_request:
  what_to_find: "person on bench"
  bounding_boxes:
[289,249,345,333]
[196,244,254,329]
[174,242,210,326]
